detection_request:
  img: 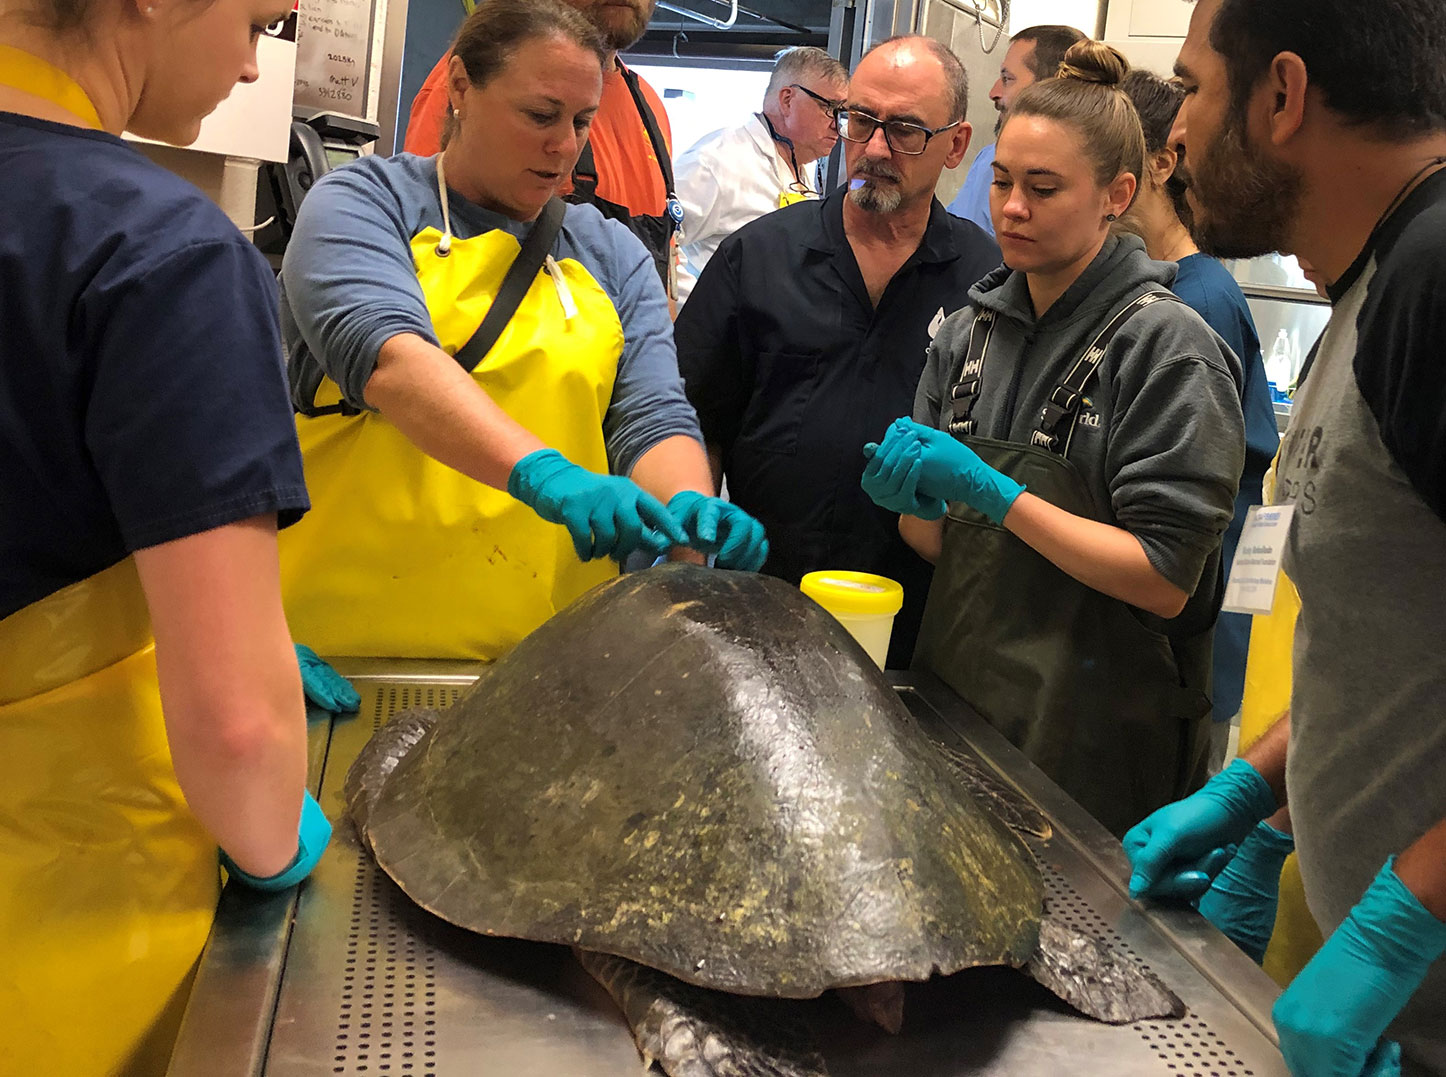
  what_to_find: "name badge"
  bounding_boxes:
[778,190,809,208]
[1221,504,1296,615]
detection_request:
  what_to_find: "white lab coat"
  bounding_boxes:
[673,114,817,304]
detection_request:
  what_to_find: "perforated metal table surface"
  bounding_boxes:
[167,662,1289,1077]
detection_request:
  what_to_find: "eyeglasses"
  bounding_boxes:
[836,110,961,155]
[789,83,846,119]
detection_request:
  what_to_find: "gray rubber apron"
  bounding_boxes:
[912,293,1212,837]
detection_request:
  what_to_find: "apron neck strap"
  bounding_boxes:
[948,289,1185,458]
[0,45,103,130]
[947,308,997,438]
[1031,290,1182,456]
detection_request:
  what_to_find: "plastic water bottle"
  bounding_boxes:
[1265,329,1294,399]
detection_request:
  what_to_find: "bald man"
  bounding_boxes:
[675,35,1001,667]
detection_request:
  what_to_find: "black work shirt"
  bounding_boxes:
[674,191,1001,665]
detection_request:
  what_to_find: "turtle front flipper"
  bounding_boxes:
[1025,915,1185,1023]
[344,707,442,839]
[835,982,905,1034]
[576,949,829,1077]
[935,744,1052,840]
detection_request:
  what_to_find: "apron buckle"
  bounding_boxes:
[950,378,981,400]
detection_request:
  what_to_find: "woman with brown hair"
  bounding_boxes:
[862,41,1246,837]
[278,0,766,662]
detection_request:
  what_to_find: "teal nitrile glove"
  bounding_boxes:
[1274,857,1446,1077]
[861,438,946,519]
[1197,820,1295,963]
[1361,1041,1403,1077]
[666,491,769,571]
[1123,758,1277,901]
[295,644,360,714]
[887,417,1024,525]
[507,448,689,562]
[221,791,332,892]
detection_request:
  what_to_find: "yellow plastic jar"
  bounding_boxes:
[799,570,905,669]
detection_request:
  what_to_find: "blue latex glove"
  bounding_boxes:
[221,791,332,891]
[666,491,769,571]
[861,439,946,519]
[1361,1042,1403,1077]
[295,644,360,714]
[1274,858,1446,1077]
[1197,820,1295,963]
[507,448,689,562]
[1123,758,1278,900]
[877,417,1024,525]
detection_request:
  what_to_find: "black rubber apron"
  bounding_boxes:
[911,293,1213,836]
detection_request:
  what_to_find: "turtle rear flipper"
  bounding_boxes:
[345,707,442,839]
[1025,915,1185,1024]
[576,949,829,1077]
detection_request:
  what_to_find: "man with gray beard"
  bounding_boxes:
[674,35,1000,667]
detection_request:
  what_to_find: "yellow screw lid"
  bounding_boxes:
[799,570,904,616]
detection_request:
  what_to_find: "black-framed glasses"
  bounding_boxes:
[789,83,846,119]
[836,110,960,155]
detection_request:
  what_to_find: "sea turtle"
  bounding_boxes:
[346,565,1183,1076]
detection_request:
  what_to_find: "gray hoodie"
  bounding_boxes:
[914,234,1245,635]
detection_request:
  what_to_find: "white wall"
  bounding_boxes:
[1005,0,1191,78]
[1006,0,1101,36]
[1101,0,1195,78]
[629,64,772,159]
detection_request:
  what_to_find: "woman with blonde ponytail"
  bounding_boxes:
[1,0,328,1068]
[862,40,1247,836]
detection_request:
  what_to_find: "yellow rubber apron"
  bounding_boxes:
[0,50,217,1076]
[1237,460,1323,986]
[280,209,625,659]
[0,561,219,1076]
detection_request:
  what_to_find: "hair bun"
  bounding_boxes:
[1054,40,1130,87]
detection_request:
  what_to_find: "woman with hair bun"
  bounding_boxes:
[862,40,1246,836]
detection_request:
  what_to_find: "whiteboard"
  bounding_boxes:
[294,0,378,118]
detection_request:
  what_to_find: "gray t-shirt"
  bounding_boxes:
[1277,170,1446,1074]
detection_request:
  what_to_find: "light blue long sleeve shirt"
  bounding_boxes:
[279,152,701,477]
[946,144,996,238]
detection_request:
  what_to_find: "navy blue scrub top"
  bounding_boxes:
[0,113,308,619]
[674,190,1001,665]
[1171,252,1280,721]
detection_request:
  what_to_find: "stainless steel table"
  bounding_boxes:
[168,662,1286,1077]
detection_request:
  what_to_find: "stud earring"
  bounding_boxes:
[1106,213,1117,221]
